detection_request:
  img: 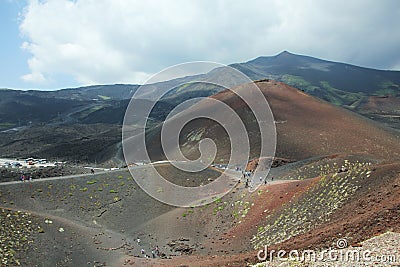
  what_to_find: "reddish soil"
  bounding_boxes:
[154,80,400,162]
[245,157,293,172]
[359,95,400,114]
[120,161,400,267]
[207,178,320,252]
[2,81,400,266]
[271,162,400,252]
[253,81,400,160]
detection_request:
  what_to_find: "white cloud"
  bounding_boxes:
[21,71,46,83]
[19,0,400,88]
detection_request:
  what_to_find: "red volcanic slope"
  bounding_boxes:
[171,80,400,161]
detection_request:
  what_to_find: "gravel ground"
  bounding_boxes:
[0,165,91,183]
[252,231,400,267]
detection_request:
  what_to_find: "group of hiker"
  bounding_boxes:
[20,173,32,182]
[137,237,161,258]
[241,168,274,188]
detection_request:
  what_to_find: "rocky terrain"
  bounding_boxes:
[0,80,399,266]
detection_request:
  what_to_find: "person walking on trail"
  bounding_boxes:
[151,250,156,258]
[137,238,141,244]
[91,168,95,175]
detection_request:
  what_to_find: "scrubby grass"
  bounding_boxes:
[0,123,16,130]
[252,160,372,249]
[375,80,400,96]
[281,75,319,92]
[320,81,364,105]
[0,209,42,266]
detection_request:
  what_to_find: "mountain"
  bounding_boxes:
[232,51,400,106]
[144,80,400,163]
[23,84,139,101]
[1,52,400,164]
[1,51,400,131]
[231,52,400,131]
[2,55,400,266]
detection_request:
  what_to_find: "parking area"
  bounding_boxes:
[0,158,58,169]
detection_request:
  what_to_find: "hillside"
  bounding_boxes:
[232,51,400,106]
[146,80,400,162]
[1,52,399,132]
[1,80,399,266]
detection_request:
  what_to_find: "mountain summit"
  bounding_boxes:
[231,51,400,106]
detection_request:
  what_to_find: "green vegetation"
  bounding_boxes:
[175,83,191,93]
[97,95,111,100]
[0,209,42,266]
[281,75,319,92]
[186,128,206,142]
[280,75,365,106]
[74,104,106,120]
[232,200,253,220]
[0,123,16,130]
[320,81,364,105]
[252,160,372,249]
[375,80,400,96]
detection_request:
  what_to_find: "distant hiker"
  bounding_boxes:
[264,179,268,185]
[91,168,95,174]
[245,179,249,188]
[141,248,145,255]
[151,250,156,258]
[271,176,274,181]
[21,174,25,182]
[137,238,141,244]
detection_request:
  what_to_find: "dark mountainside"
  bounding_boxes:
[1,51,399,128]
[1,81,400,267]
[232,52,400,130]
[234,51,400,97]
[1,54,400,267]
[0,52,399,163]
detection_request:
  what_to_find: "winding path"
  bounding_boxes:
[0,168,125,186]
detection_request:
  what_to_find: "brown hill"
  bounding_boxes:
[354,95,400,130]
[2,81,400,266]
[147,80,400,163]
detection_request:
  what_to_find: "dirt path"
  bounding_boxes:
[0,168,125,185]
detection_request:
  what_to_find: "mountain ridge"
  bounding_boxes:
[0,51,399,132]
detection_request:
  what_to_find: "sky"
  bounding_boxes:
[1,0,400,90]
